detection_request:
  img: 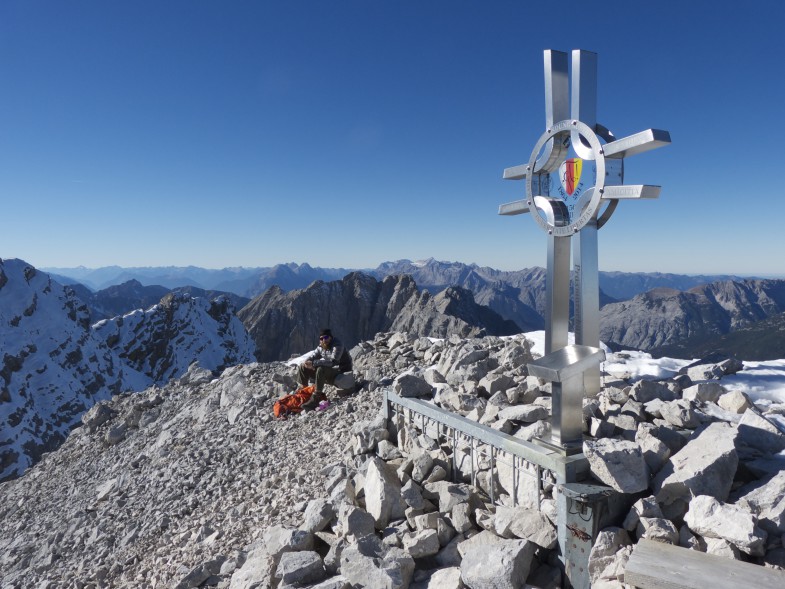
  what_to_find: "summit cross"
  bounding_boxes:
[499,49,671,395]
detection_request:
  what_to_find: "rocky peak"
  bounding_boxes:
[0,260,257,482]
[93,291,255,386]
[238,272,520,362]
[0,258,140,481]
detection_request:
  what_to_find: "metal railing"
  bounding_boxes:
[383,390,589,504]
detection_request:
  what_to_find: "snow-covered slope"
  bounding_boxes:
[0,259,256,481]
[0,259,148,481]
[93,292,255,385]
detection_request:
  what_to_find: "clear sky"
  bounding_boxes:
[1,1,783,276]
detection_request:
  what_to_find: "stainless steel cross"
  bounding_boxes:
[499,49,670,395]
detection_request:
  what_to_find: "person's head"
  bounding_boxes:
[319,328,333,348]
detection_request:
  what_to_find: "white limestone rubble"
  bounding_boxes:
[2,331,785,588]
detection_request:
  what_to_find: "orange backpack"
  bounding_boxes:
[273,386,315,419]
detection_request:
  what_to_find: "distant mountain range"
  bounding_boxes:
[44,263,352,297]
[43,259,751,301]
[44,259,785,363]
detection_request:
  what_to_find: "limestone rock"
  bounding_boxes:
[682,382,725,403]
[685,495,767,556]
[653,422,738,514]
[394,373,433,398]
[300,499,335,534]
[583,438,649,493]
[460,539,536,589]
[365,458,406,529]
[588,527,632,585]
[402,529,440,558]
[738,409,785,454]
[736,471,785,535]
[340,536,414,589]
[718,390,752,414]
[630,380,675,403]
[493,505,557,549]
[497,404,549,423]
[274,551,325,586]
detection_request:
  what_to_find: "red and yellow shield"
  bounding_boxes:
[559,158,583,196]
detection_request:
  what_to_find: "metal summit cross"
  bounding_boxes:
[500,49,670,404]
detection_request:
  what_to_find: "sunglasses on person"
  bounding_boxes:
[320,335,331,341]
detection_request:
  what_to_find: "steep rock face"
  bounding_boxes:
[656,312,785,361]
[238,272,420,362]
[238,272,522,362]
[0,259,146,482]
[472,283,545,332]
[391,286,521,338]
[371,259,549,325]
[93,292,256,385]
[600,280,785,352]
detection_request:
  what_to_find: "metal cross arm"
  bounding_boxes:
[602,128,671,159]
[498,182,661,216]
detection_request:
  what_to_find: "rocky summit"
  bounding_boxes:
[2,331,785,588]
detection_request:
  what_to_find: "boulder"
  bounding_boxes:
[497,404,549,423]
[659,399,701,429]
[583,438,649,493]
[718,390,752,414]
[274,551,325,586]
[460,539,536,589]
[263,525,314,557]
[401,529,440,558]
[229,547,275,589]
[637,517,678,544]
[587,527,632,585]
[421,566,463,588]
[653,422,738,515]
[340,536,415,589]
[394,373,433,398]
[623,496,664,532]
[630,380,675,403]
[478,374,516,397]
[423,481,482,513]
[337,504,376,539]
[365,458,406,529]
[635,424,671,475]
[684,495,767,556]
[300,498,335,533]
[736,471,785,535]
[493,505,557,549]
[738,409,785,454]
[682,382,725,403]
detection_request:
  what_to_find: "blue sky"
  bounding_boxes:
[1,1,783,275]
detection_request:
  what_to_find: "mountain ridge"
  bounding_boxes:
[0,258,255,481]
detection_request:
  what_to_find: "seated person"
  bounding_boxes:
[298,328,352,409]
